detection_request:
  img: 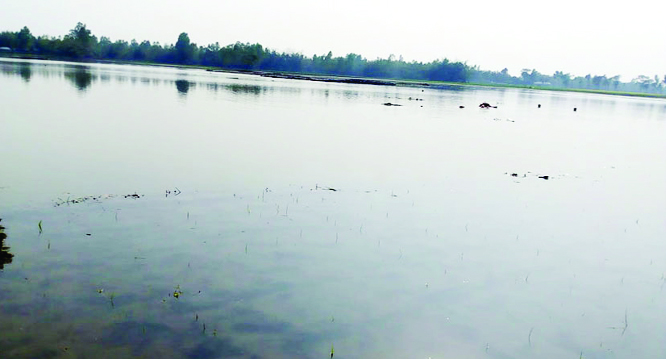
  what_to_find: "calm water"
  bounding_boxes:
[1,58,666,358]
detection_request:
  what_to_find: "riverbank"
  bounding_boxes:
[3,53,665,99]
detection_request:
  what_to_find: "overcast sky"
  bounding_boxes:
[1,0,664,80]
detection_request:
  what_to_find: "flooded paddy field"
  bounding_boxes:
[1,59,666,358]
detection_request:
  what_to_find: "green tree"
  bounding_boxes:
[0,31,16,48]
[609,75,621,90]
[553,71,571,87]
[175,32,194,64]
[632,75,652,92]
[63,22,97,58]
[16,26,34,51]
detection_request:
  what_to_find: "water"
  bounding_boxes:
[1,58,665,358]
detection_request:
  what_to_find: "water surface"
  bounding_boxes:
[1,59,666,358]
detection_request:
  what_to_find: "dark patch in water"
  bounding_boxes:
[103,321,176,349]
[64,66,93,91]
[53,193,144,206]
[176,79,191,94]
[186,337,245,359]
[0,302,33,316]
[233,321,288,334]
[0,219,14,270]
[100,320,249,358]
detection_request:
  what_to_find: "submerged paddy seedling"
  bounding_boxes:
[38,220,43,234]
[173,285,183,299]
[331,344,334,358]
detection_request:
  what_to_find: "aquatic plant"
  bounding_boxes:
[173,285,183,299]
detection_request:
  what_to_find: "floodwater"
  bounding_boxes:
[1,58,665,359]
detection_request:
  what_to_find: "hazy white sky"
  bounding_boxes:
[1,0,664,80]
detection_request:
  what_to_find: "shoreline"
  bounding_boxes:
[3,53,665,99]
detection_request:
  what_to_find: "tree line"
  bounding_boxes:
[1,23,665,94]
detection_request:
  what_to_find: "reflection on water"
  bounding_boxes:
[64,65,94,91]
[0,219,13,270]
[18,62,31,82]
[175,79,191,94]
[224,83,263,95]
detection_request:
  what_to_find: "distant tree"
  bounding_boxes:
[654,75,662,92]
[175,32,194,64]
[16,26,34,51]
[553,71,571,87]
[8,23,666,95]
[34,35,58,54]
[0,31,15,48]
[609,75,621,90]
[428,59,467,82]
[591,75,608,89]
[632,75,652,92]
[97,36,112,57]
[63,22,97,58]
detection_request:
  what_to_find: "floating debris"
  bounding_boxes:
[0,220,14,270]
[53,193,143,206]
[165,187,182,197]
[479,102,497,109]
[506,172,556,180]
[315,184,339,191]
[383,102,402,106]
[173,285,183,299]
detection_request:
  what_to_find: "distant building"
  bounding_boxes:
[0,47,12,52]
[534,81,552,86]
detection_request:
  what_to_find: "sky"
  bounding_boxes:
[1,0,664,81]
